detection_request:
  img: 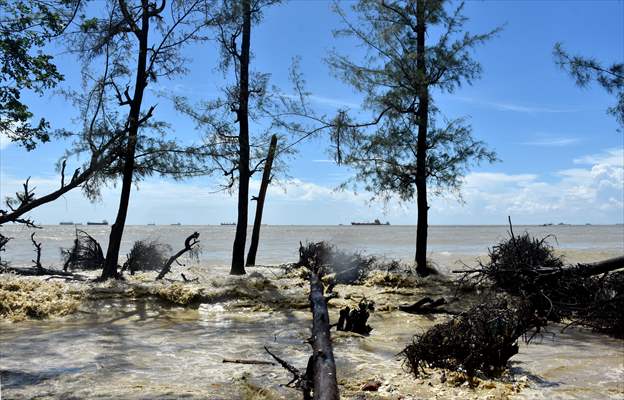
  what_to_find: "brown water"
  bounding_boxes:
[1,225,623,399]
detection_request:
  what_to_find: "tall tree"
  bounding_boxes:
[554,43,624,128]
[0,0,80,150]
[176,0,280,275]
[328,0,498,275]
[64,0,209,279]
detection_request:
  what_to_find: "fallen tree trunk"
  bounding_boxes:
[1,265,76,276]
[575,255,624,277]
[308,270,339,400]
[156,232,200,280]
[399,297,453,315]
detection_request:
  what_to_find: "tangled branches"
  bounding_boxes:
[401,298,545,378]
[61,230,105,271]
[296,241,376,284]
[122,240,172,275]
[459,230,624,337]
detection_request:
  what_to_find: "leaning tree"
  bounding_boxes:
[175,0,285,275]
[327,0,499,275]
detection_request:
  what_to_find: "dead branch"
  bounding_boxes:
[264,346,313,399]
[399,297,453,315]
[222,358,275,366]
[156,232,200,280]
[30,232,42,270]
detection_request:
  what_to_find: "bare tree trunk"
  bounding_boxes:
[308,270,339,400]
[246,134,277,267]
[230,0,251,275]
[101,0,150,280]
[414,0,430,277]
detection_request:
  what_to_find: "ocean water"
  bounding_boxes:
[1,224,623,270]
[1,224,623,399]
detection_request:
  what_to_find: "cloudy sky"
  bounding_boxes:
[1,0,623,225]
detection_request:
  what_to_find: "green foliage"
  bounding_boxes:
[554,42,624,128]
[59,0,211,200]
[0,0,78,150]
[328,0,499,203]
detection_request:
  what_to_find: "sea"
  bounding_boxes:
[2,224,623,270]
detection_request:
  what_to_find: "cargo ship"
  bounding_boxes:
[86,220,108,225]
[220,222,236,226]
[351,219,389,226]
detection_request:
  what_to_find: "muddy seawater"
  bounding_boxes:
[1,225,623,399]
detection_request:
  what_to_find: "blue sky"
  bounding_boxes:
[1,0,623,225]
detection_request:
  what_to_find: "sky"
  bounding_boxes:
[1,0,623,225]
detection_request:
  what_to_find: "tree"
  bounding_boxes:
[176,0,281,275]
[554,43,624,128]
[327,0,498,275]
[246,133,277,266]
[62,0,210,279]
[0,0,80,150]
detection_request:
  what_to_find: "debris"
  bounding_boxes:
[122,240,172,275]
[61,229,105,271]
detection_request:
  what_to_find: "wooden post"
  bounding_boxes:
[246,134,277,266]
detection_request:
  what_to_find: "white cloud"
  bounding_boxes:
[520,137,581,147]
[455,96,579,114]
[1,148,622,225]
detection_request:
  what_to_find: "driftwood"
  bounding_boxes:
[308,270,339,400]
[222,358,275,366]
[399,297,452,315]
[156,232,200,280]
[265,346,313,399]
[1,265,76,277]
[271,242,339,400]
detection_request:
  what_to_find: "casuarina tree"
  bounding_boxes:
[327,0,499,276]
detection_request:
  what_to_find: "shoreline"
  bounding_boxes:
[1,262,623,399]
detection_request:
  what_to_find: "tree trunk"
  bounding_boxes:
[101,1,150,280]
[230,0,252,275]
[246,134,277,267]
[309,271,339,400]
[414,0,430,277]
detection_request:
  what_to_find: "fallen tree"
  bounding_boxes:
[401,298,545,378]
[456,231,624,336]
[403,226,623,379]
[61,230,105,271]
[122,240,172,275]
[268,242,340,400]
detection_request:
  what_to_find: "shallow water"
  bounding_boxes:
[2,224,623,271]
[1,225,623,399]
[1,266,623,399]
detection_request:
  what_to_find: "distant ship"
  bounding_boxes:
[86,220,108,225]
[351,219,390,226]
[220,222,236,226]
[171,222,181,226]
[59,221,75,225]
[147,223,155,226]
